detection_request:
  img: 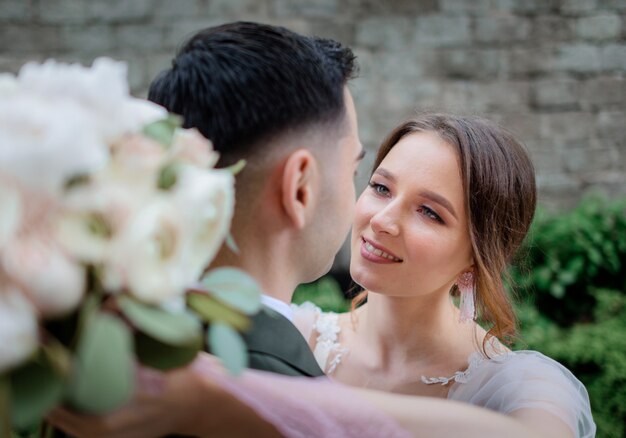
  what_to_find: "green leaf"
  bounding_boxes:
[135,332,200,371]
[142,115,183,147]
[157,163,179,190]
[9,354,64,431]
[118,296,202,347]
[550,283,565,299]
[209,323,247,375]
[187,293,251,331]
[67,313,133,414]
[0,374,11,438]
[200,268,261,315]
[224,159,246,176]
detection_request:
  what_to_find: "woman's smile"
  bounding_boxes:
[360,237,403,263]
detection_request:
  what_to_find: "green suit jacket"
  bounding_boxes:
[242,307,325,377]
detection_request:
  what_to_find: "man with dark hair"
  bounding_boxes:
[148,21,363,377]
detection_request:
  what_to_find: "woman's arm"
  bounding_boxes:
[49,353,541,438]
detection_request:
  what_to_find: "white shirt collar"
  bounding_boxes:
[261,294,294,322]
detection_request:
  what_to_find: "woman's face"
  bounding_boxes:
[350,131,474,298]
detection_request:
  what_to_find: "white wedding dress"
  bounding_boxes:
[292,302,597,438]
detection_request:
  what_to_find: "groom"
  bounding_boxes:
[147,21,363,377]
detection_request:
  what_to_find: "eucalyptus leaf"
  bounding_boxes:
[209,323,248,375]
[67,313,133,414]
[200,268,261,315]
[9,356,64,431]
[135,333,201,371]
[187,293,250,331]
[142,115,183,147]
[157,163,179,190]
[118,296,202,347]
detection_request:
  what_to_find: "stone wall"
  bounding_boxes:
[1,0,625,211]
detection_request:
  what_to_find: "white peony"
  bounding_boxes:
[172,166,235,278]
[17,58,166,142]
[2,235,85,318]
[0,96,109,194]
[107,166,234,303]
[106,196,193,302]
[55,162,151,266]
[0,58,167,195]
[169,128,219,168]
[0,283,39,372]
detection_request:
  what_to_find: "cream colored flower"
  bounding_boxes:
[172,166,235,280]
[0,96,108,194]
[107,196,191,302]
[17,57,166,142]
[2,235,85,318]
[169,128,218,168]
[0,282,38,372]
[107,166,234,304]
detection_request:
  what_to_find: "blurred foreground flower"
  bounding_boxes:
[0,58,260,434]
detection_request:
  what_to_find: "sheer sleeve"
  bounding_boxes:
[447,350,596,438]
[292,302,348,373]
[192,354,412,438]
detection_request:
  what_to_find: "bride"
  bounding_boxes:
[48,114,595,438]
[293,114,596,438]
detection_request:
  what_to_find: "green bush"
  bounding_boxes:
[511,195,626,437]
[292,276,350,313]
[516,289,626,437]
[511,196,626,326]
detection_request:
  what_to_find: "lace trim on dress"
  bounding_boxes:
[292,302,349,374]
[313,311,349,374]
[421,339,510,386]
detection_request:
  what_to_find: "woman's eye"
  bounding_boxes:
[368,182,390,196]
[418,205,444,224]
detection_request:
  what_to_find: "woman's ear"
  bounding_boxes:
[281,149,318,230]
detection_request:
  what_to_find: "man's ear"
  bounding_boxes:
[281,149,318,230]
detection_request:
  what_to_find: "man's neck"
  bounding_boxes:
[210,245,297,305]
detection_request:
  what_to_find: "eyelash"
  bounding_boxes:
[368,181,445,225]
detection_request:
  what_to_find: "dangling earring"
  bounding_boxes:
[457,272,476,323]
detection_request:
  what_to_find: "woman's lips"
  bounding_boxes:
[360,237,402,264]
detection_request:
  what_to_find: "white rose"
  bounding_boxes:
[18,58,166,142]
[169,128,219,168]
[0,283,38,372]
[172,166,235,280]
[55,173,142,265]
[107,166,234,303]
[106,196,192,302]
[0,95,109,195]
[2,235,85,318]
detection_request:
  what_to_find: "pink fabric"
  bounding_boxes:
[193,355,412,438]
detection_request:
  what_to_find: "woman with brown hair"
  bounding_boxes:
[294,114,595,437]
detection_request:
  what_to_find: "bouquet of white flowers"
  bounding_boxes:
[0,58,261,435]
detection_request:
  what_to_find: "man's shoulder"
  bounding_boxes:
[243,307,324,377]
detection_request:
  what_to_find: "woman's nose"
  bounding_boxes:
[370,204,400,236]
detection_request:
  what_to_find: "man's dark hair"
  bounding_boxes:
[148,21,357,165]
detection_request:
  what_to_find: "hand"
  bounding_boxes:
[47,354,282,438]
